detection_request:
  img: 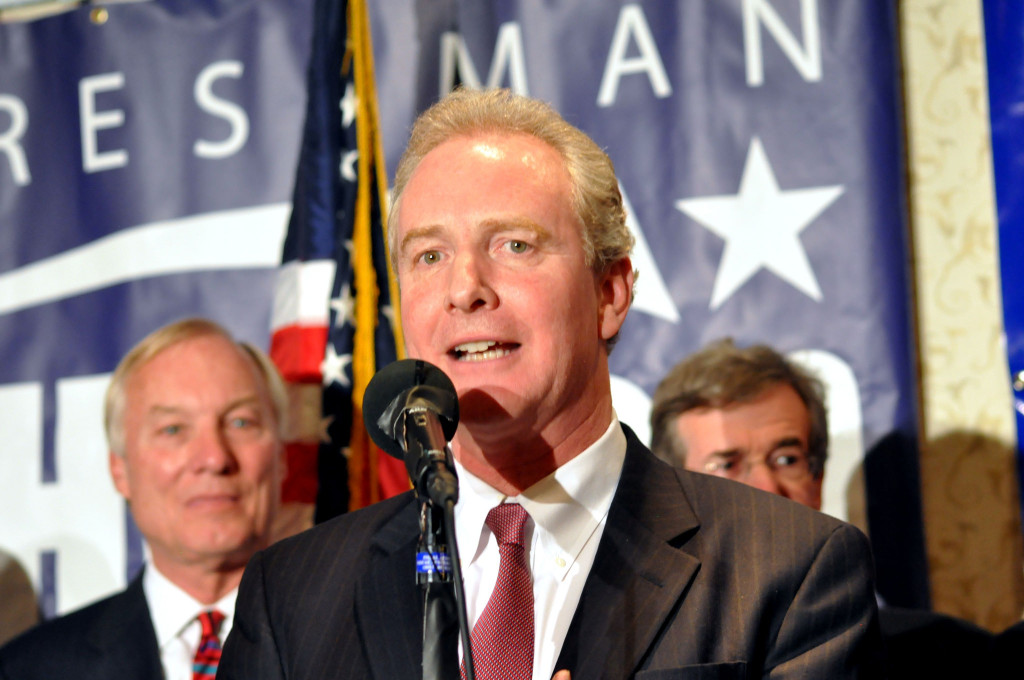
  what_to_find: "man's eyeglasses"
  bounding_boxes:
[701,449,812,483]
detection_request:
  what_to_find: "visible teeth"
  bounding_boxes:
[454,340,498,353]
[452,340,512,361]
[459,347,512,362]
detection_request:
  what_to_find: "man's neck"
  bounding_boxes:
[150,557,245,605]
[453,401,615,495]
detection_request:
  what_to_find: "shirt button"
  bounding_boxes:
[555,556,566,568]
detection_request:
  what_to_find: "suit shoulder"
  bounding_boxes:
[257,490,417,573]
[0,587,136,673]
[675,466,868,548]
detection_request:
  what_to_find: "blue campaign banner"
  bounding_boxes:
[984,0,1024,520]
[369,0,927,607]
[0,0,312,616]
[0,0,929,617]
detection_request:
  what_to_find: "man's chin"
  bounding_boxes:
[186,528,264,561]
[457,387,524,425]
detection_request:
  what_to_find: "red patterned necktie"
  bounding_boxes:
[464,503,534,680]
[192,609,226,680]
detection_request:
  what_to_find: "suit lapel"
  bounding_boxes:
[556,427,702,680]
[355,496,427,680]
[84,572,163,679]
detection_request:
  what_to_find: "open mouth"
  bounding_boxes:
[450,340,519,361]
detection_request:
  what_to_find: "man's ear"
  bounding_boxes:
[598,256,634,341]
[109,451,131,500]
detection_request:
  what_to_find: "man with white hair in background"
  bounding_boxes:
[0,318,286,680]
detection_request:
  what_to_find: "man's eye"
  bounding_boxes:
[507,240,529,254]
[158,424,183,436]
[704,459,735,474]
[771,452,808,469]
[229,417,255,429]
[419,250,442,265]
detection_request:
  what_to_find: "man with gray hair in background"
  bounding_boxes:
[649,336,998,678]
[0,318,286,680]
[649,337,828,510]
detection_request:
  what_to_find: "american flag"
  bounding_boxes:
[270,0,406,520]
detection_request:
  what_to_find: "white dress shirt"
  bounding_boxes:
[142,564,237,680]
[454,416,627,680]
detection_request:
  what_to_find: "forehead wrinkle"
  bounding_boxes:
[478,216,551,241]
[143,395,263,419]
[770,436,807,451]
[399,224,446,254]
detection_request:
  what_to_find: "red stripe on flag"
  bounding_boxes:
[270,324,328,383]
[281,441,319,503]
[378,451,409,500]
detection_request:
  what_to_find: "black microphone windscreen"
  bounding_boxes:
[363,359,459,460]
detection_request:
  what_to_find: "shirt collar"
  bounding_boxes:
[142,563,237,650]
[454,415,627,577]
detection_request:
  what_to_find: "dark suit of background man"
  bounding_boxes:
[0,318,287,680]
[218,88,882,680]
[649,337,1000,678]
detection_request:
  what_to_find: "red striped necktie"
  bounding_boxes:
[192,609,226,680]
[464,503,534,680]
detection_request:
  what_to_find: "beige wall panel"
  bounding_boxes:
[901,0,1023,630]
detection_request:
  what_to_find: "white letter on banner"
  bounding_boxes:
[0,95,31,186]
[743,0,822,87]
[0,376,125,615]
[79,73,128,173]
[597,4,672,108]
[439,32,478,94]
[438,23,529,98]
[194,60,250,159]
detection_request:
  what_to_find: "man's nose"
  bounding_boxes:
[192,424,237,474]
[743,460,783,495]
[446,251,497,312]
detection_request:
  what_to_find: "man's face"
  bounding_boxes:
[673,383,822,509]
[109,334,282,576]
[394,133,630,446]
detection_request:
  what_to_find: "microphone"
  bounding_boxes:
[363,359,460,505]
[365,360,473,678]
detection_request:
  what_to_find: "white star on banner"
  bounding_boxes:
[330,283,355,327]
[320,343,352,387]
[621,186,680,323]
[675,137,844,309]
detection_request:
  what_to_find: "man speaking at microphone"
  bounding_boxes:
[218,88,881,679]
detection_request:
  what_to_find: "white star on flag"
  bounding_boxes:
[340,150,358,182]
[675,137,844,309]
[330,283,355,328]
[381,303,396,328]
[320,343,352,387]
[339,82,356,128]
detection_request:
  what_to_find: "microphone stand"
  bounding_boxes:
[403,410,475,680]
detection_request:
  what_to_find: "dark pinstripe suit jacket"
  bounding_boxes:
[219,426,882,679]
[0,572,163,680]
